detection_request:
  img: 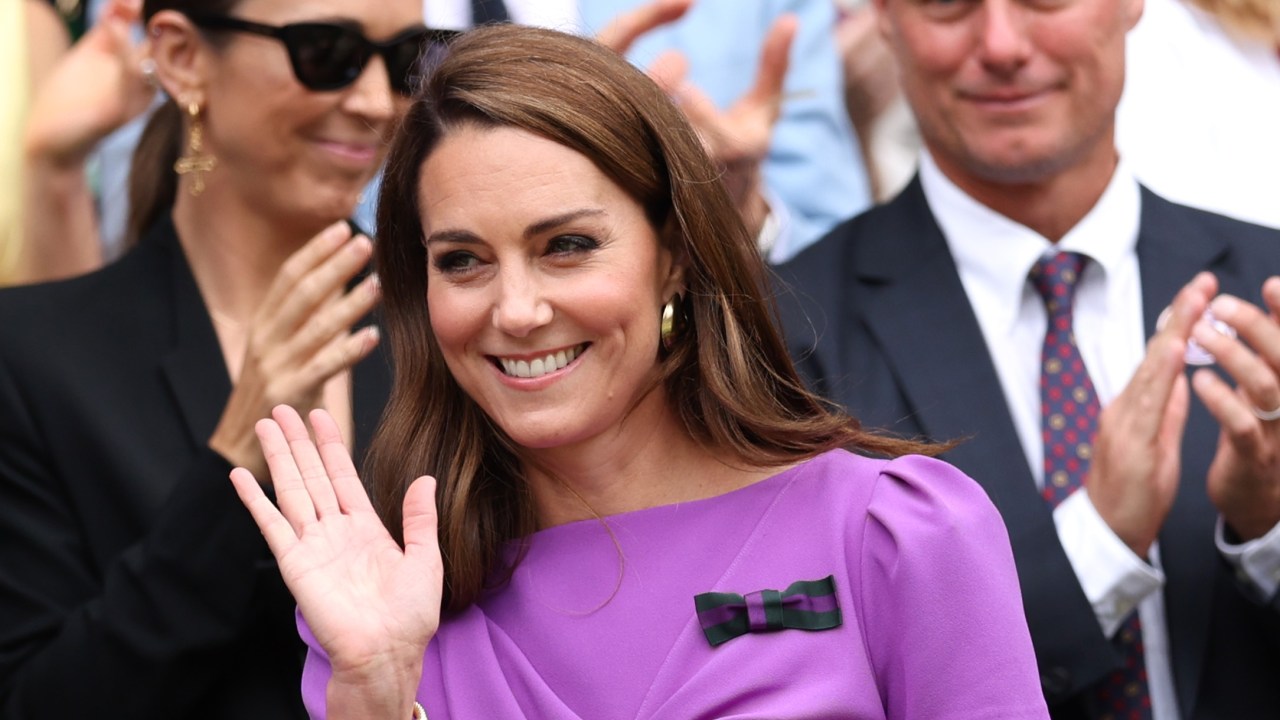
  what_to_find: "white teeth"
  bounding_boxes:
[498,344,584,379]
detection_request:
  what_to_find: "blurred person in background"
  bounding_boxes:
[833,0,920,202]
[2,0,71,285]
[778,0,1280,715]
[1118,0,1280,228]
[0,0,425,714]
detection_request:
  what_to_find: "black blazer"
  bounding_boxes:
[0,217,391,719]
[774,179,1280,719]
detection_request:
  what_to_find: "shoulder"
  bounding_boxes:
[1141,186,1280,247]
[788,450,1000,529]
[859,454,1009,557]
[0,240,172,364]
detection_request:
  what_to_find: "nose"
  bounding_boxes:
[341,54,397,123]
[976,0,1032,75]
[491,266,553,338]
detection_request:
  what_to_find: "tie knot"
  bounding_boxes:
[1029,252,1087,314]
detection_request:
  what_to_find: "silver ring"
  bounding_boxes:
[1252,404,1280,422]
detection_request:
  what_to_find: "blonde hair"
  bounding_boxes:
[1188,0,1280,41]
[0,0,32,284]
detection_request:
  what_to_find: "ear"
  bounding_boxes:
[146,10,211,106]
[660,253,687,302]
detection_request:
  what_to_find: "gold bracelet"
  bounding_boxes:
[411,701,426,719]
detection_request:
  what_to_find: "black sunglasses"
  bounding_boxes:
[185,14,459,95]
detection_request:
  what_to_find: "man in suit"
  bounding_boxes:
[775,0,1280,717]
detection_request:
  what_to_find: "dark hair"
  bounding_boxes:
[366,25,938,612]
[127,0,239,245]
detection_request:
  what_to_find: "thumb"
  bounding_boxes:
[401,475,440,552]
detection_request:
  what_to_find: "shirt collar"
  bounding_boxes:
[918,150,1142,332]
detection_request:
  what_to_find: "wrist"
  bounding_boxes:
[327,655,424,719]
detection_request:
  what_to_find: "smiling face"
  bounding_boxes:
[876,0,1142,186]
[196,0,422,227]
[421,125,684,452]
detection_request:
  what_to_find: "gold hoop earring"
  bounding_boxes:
[174,101,217,196]
[660,293,687,352]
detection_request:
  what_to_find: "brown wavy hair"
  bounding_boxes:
[365,24,937,612]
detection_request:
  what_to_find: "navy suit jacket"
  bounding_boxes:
[775,178,1280,718]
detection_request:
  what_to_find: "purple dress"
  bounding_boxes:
[299,451,1049,719]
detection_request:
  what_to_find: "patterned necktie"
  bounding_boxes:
[1029,252,1152,720]
[470,0,511,25]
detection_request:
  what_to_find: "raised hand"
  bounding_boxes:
[24,0,156,169]
[209,221,380,478]
[1086,273,1214,557]
[596,0,796,237]
[229,406,442,714]
[1189,276,1280,541]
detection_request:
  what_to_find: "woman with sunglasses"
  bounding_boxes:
[230,25,1050,719]
[0,0,432,716]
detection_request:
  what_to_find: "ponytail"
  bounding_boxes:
[125,98,181,246]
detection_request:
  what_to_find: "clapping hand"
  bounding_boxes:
[596,0,796,237]
[229,406,442,713]
[209,221,380,479]
[1188,276,1280,541]
[1086,273,1210,557]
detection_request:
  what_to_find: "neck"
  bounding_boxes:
[171,180,332,323]
[929,141,1120,243]
[523,389,768,528]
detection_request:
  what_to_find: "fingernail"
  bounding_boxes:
[348,235,372,255]
[367,273,381,296]
[1210,295,1238,319]
[365,325,381,344]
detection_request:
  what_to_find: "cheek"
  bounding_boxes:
[426,286,473,355]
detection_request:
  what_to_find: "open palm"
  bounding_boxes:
[229,406,442,677]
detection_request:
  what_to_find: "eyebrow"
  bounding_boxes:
[424,208,607,246]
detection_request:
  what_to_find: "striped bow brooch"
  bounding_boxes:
[694,576,842,647]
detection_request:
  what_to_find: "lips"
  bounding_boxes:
[316,140,380,165]
[491,343,589,379]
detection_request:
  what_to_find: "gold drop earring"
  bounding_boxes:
[173,101,217,196]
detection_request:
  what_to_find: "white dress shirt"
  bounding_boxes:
[919,152,1178,718]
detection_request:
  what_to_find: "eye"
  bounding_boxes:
[918,0,974,20]
[545,234,600,256]
[431,250,481,275]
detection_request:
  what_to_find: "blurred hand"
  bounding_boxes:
[835,5,899,140]
[229,406,441,709]
[23,0,157,169]
[1087,273,1213,557]
[597,0,795,237]
[1189,276,1280,541]
[209,221,381,478]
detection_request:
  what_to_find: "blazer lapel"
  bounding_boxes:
[153,219,235,447]
[852,181,1046,529]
